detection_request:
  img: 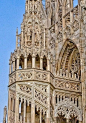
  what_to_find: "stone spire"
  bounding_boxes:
[3,106,7,123]
[19,0,47,51]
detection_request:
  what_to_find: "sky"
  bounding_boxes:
[0,0,78,122]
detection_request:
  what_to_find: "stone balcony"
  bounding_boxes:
[9,68,81,92]
[9,69,50,85]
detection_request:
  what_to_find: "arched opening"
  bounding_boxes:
[56,115,66,123]
[57,40,81,80]
[73,0,78,7]
[43,56,47,70]
[55,99,82,123]
[26,103,31,122]
[56,115,79,123]
[35,54,40,69]
[19,55,24,69]
[27,54,32,68]
[21,101,24,121]
[35,108,40,123]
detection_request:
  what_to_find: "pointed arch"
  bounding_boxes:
[43,55,47,70]
[56,40,81,80]
[35,54,40,69]
[54,98,82,121]
[19,55,24,69]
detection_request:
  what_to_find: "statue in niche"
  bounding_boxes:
[27,29,32,46]
[35,33,39,46]
[30,2,33,11]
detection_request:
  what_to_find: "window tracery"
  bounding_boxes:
[19,55,24,69]
[57,41,81,80]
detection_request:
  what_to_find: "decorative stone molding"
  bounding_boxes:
[35,89,47,105]
[55,79,80,92]
[19,84,32,95]
[17,70,33,81]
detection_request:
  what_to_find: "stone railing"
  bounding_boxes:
[55,78,81,92]
[9,69,50,85]
[56,69,80,81]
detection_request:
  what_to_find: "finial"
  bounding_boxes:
[16,27,18,35]
[3,106,7,123]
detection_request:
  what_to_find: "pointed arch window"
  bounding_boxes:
[43,56,47,70]
[35,54,40,69]
[19,55,24,69]
[56,41,81,80]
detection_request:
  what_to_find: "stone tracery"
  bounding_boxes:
[55,98,82,121]
[57,40,81,80]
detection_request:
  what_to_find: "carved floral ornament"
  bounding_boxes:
[54,98,82,121]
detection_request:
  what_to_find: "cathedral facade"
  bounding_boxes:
[6,0,86,123]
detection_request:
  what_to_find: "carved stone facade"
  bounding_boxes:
[7,0,86,123]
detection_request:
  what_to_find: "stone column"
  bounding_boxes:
[24,99,26,123]
[40,109,42,123]
[52,91,55,106]
[66,118,69,123]
[32,54,35,68]
[17,57,19,70]
[16,28,18,49]
[8,94,11,123]
[79,96,82,109]
[9,60,12,74]
[44,29,45,49]
[47,58,50,71]
[24,56,27,69]
[40,56,43,69]
[13,60,15,71]
[50,61,53,73]
[25,33,27,46]
[15,96,19,122]
[46,85,50,123]
[3,106,7,123]
[31,100,35,123]
[13,99,15,112]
